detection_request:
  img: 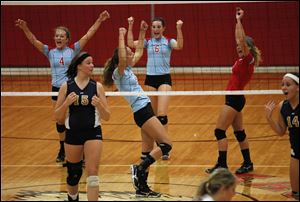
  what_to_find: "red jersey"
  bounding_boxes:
[226,53,255,90]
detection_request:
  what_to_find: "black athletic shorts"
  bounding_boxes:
[52,86,60,101]
[225,95,246,112]
[144,74,172,89]
[134,102,155,128]
[65,126,103,145]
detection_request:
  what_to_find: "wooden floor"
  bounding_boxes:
[1,92,298,201]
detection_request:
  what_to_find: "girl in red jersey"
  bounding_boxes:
[206,7,262,174]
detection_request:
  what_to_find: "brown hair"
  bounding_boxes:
[103,48,119,86]
[67,52,91,78]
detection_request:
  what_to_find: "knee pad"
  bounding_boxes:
[215,129,226,140]
[67,161,83,186]
[158,143,172,155]
[157,116,168,125]
[56,123,66,133]
[86,175,99,187]
[234,130,246,142]
[141,152,150,161]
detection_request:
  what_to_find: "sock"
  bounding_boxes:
[60,141,65,153]
[217,151,227,167]
[138,155,155,171]
[241,149,251,164]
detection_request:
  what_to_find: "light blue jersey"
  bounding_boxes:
[112,66,150,113]
[144,37,176,75]
[43,42,80,88]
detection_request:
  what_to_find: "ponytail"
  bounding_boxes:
[103,48,119,86]
[246,36,262,66]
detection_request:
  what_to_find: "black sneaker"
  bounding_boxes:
[235,162,253,174]
[205,163,228,174]
[130,165,139,190]
[135,180,161,198]
[161,153,170,160]
[56,151,65,163]
[136,186,161,198]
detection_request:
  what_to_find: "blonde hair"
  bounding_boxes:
[193,168,236,201]
[246,36,262,66]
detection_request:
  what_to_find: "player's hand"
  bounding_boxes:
[140,20,148,31]
[128,16,134,25]
[15,19,28,30]
[91,95,101,107]
[99,10,110,22]
[65,92,77,106]
[236,7,244,20]
[119,27,127,36]
[265,100,276,119]
[176,20,183,29]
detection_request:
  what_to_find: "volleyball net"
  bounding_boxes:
[1,1,299,96]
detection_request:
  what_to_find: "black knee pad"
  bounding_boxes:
[234,130,246,142]
[215,129,226,140]
[158,143,172,155]
[157,116,168,125]
[141,152,150,161]
[56,123,66,133]
[66,161,83,186]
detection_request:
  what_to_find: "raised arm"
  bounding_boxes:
[79,10,110,49]
[15,19,44,53]
[132,21,148,66]
[171,20,184,50]
[117,27,127,75]
[127,16,139,48]
[265,100,287,136]
[235,7,249,56]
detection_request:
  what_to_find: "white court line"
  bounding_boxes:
[1,164,289,168]
[1,105,266,108]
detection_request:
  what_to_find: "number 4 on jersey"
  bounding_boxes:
[59,57,64,65]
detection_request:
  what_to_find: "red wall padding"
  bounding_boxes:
[1,2,298,67]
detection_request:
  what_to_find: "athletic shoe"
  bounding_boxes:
[130,165,139,190]
[235,162,253,174]
[56,151,65,163]
[135,185,161,198]
[205,163,228,174]
[161,154,170,160]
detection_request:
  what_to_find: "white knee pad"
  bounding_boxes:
[87,175,99,187]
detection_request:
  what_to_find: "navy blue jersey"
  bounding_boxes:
[65,78,100,130]
[280,100,299,155]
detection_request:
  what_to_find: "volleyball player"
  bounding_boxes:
[103,21,172,198]
[265,73,299,200]
[193,168,237,201]
[55,52,110,201]
[205,7,262,174]
[15,10,110,163]
[127,16,183,160]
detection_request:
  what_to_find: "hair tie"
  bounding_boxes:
[76,53,91,66]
